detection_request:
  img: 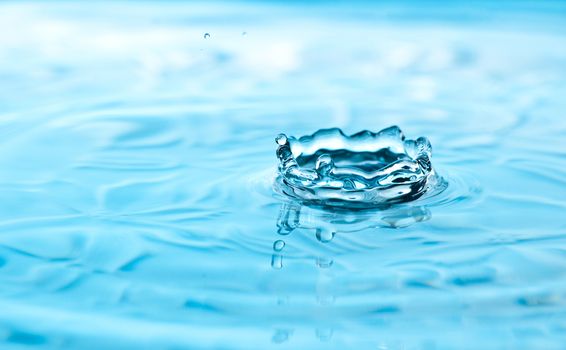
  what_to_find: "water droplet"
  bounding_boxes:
[203,33,210,39]
[273,240,285,252]
[275,134,287,146]
[316,228,335,243]
[242,31,247,36]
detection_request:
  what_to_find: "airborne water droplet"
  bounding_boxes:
[275,134,287,145]
[203,33,210,39]
[273,240,285,252]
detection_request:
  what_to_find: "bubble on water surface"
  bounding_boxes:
[274,126,445,208]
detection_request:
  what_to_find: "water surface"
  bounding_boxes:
[0,2,565,349]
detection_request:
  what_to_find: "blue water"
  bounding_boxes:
[0,2,565,349]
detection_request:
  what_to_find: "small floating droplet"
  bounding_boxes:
[273,240,285,252]
[275,134,287,146]
[203,33,210,39]
[316,228,335,243]
[242,31,247,36]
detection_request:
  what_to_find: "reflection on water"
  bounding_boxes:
[277,200,430,237]
[269,200,432,344]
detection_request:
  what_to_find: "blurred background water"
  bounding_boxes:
[0,1,565,349]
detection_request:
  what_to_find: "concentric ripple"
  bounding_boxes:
[274,126,445,208]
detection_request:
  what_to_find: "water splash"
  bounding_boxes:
[275,126,444,208]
